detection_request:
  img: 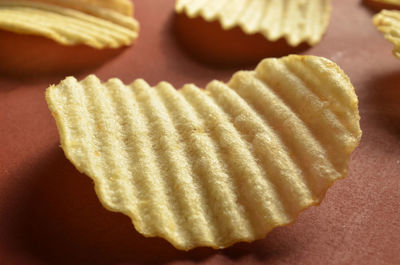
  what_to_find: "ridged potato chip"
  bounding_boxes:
[373,9,400,59]
[46,55,361,250]
[175,0,332,47]
[0,0,139,49]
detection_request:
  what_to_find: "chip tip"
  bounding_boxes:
[156,81,175,90]
[129,78,151,89]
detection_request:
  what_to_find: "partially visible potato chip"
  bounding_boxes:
[0,0,139,49]
[46,55,361,250]
[175,0,332,47]
[373,9,400,59]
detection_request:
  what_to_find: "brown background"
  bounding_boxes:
[0,0,399,264]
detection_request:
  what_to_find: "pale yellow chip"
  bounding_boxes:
[0,0,139,49]
[175,0,332,47]
[46,55,361,250]
[373,9,400,59]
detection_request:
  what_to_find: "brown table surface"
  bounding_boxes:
[0,0,399,264]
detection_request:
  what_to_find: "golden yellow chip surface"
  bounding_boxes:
[175,0,332,47]
[46,55,361,250]
[0,0,139,49]
[374,9,400,59]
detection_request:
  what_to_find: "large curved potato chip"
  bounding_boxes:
[46,55,361,250]
[373,9,400,59]
[175,0,332,47]
[0,0,139,49]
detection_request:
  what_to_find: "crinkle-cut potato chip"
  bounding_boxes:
[175,0,332,47]
[46,55,361,250]
[0,0,139,49]
[373,9,400,59]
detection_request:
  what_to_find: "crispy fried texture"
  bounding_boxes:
[46,55,361,250]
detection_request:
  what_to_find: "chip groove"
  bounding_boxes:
[157,82,253,246]
[155,83,219,245]
[107,79,160,236]
[145,83,212,245]
[228,74,319,202]
[46,55,361,250]
[80,77,124,208]
[282,61,360,157]
[211,80,313,218]
[176,0,331,46]
[87,78,125,204]
[282,60,359,137]
[255,62,341,176]
[181,85,256,244]
[102,79,147,229]
[232,73,337,200]
[207,81,300,223]
[204,82,289,235]
[259,61,351,172]
[133,80,190,246]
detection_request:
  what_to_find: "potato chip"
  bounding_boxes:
[46,55,361,250]
[373,9,400,59]
[175,0,332,47]
[0,0,139,49]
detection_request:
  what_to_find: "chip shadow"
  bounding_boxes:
[171,13,310,67]
[0,30,126,79]
[362,70,400,138]
[1,145,297,265]
[361,0,400,12]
